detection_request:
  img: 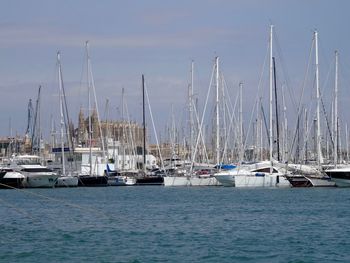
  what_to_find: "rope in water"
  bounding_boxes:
[0,183,110,219]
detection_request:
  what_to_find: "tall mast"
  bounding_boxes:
[346,123,349,163]
[122,88,125,169]
[269,25,273,169]
[57,51,66,175]
[189,60,194,162]
[334,50,339,168]
[281,84,288,162]
[215,56,220,165]
[142,74,146,172]
[304,109,308,163]
[315,30,323,166]
[239,82,243,164]
[255,99,259,161]
[86,41,92,176]
[273,57,280,161]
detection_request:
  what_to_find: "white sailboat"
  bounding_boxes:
[163,59,221,186]
[324,50,350,186]
[55,51,78,187]
[216,26,290,188]
[77,41,108,186]
[216,161,291,187]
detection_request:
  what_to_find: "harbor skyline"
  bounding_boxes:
[0,0,350,142]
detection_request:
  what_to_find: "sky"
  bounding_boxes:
[1,0,350,144]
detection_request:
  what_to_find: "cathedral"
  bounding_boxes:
[76,108,144,149]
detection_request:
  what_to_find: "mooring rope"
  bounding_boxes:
[0,183,110,219]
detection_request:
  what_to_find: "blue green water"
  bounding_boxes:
[1,186,350,262]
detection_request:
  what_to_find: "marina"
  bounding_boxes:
[0,27,348,190]
[1,1,350,262]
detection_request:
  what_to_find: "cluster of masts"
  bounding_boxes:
[182,26,345,170]
[13,26,347,174]
[2,25,350,189]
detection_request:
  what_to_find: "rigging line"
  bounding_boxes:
[260,101,270,147]
[192,95,210,163]
[220,79,239,165]
[0,183,109,219]
[88,57,106,159]
[59,57,75,154]
[318,54,334,147]
[191,61,216,172]
[337,60,349,123]
[273,27,298,112]
[290,70,318,160]
[124,99,137,157]
[78,46,87,113]
[221,76,239,147]
[320,94,334,148]
[144,81,167,174]
[242,40,269,156]
[287,35,314,161]
[0,196,36,221]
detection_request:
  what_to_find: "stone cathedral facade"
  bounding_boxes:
[76,108,144,149]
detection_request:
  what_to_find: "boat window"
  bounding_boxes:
[21,168,53,172]
[254,167,278,173]
[16,160,41,165]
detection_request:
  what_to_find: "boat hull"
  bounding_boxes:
[325,170,350,187]
[56,176,79,187]
[108,176,137,186]
[286,175,313,187]
[330,178,350,187]
[135,176,164,185]
[0,171,25,189]
[78,175,108,187]
[235,174,290,188]
[306,176,335,187]
[22,173,58,188]
[163,176,221,186]
[214,174,235,187]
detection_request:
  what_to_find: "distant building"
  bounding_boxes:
[75,108,145,150]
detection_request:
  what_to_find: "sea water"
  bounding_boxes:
[0,186,350,263]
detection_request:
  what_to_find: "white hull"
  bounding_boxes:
[306,177,335,187]
[235,174,290,188]
[164,176,221,186]
[56,176,79,187]
[214,174,235,187]
[22,173,58,188]
[108,176,136,186]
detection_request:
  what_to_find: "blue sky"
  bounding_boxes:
[0,0,350,142]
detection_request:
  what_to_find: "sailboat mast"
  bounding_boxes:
[334,50,339,168]
[315,30,323,166]
[215,56,220,165]
[269,25,274,169]
[239,82,243,164]
[304,109,308,163]
[281,84,288,162]
[142,74,146,172]
[346,123,349,163]
[57,51,66,175]
[273,57,280,161]
[86,41,92,176]
[190,60,194,162]
[122,88,125,169]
